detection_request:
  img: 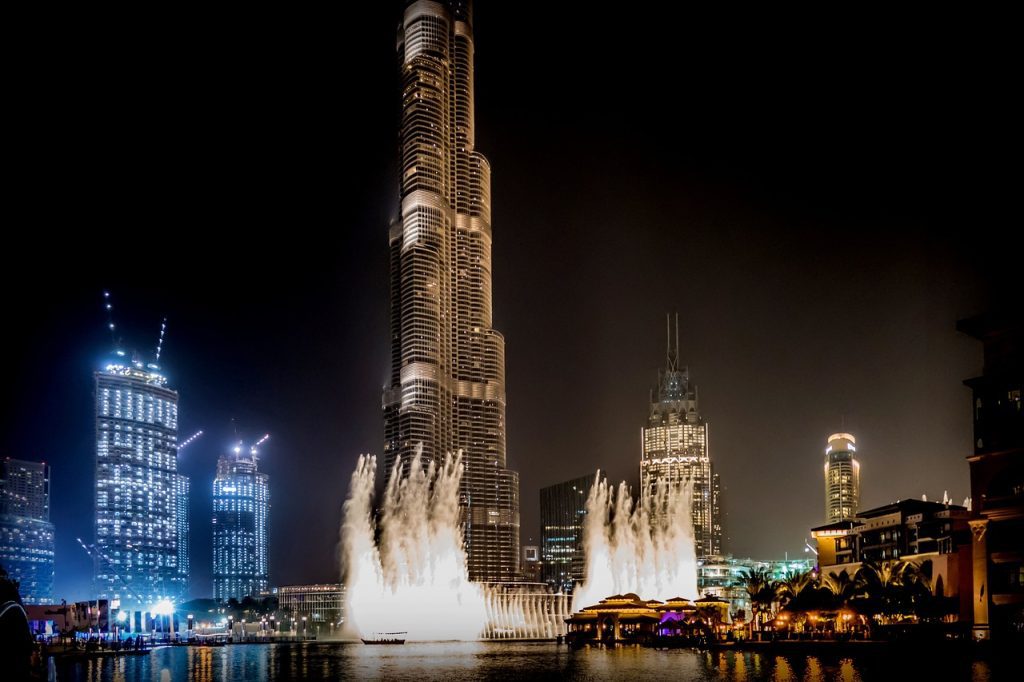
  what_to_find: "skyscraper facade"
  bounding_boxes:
[0,458,50,520]
[640,315,723,558]
[540,474,594,593]
[175,474,190,582]
[823,432,860,522]
[212,443,269,601]
[382,0,520,582]
[0,458,55,604]
[94,354,186,610]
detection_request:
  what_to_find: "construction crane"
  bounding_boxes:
[250,434,271,463]
[77,537,189,608]
[155,317,167,364]
[178,430,204,452]
[102,291,122,353]
[76,537,148,607]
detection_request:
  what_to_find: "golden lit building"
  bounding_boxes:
[565,593,732,644]
[382,0,519,583]
[823,433,860,523]
[640,314,722,557]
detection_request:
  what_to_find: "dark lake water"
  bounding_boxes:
[52,641,1006,681]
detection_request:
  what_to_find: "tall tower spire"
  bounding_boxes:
[665,312,682,372]
[384,0,520,582]
[675,312,680,368]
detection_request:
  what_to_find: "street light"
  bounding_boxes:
[302,616,307,638]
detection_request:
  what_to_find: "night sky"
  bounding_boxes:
[6,4,1011,601]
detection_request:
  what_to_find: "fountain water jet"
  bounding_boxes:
[572,472,698,611]
[341,449,486,641]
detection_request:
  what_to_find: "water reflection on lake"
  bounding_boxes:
[54,641,1003,681]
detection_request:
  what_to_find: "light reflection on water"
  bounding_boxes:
[53,641,1000,681]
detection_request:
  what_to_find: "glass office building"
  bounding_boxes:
[540,474,594,593]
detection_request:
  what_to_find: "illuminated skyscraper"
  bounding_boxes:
[0,458,54,604]
[94,353,186,609]
[212,441,269,601]
[640,315,723,558]
[823,433,860,522]
[382,0,520,582]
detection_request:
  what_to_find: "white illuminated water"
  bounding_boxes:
[341,457,696,640]
[572,472,698,611]
[341,449,487,641]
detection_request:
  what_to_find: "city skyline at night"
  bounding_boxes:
[3,2,1011,607]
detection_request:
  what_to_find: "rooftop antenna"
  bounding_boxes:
[665,313,671,370]
[155,317,168,364]
[675,311,680,369]
[666,312,681,372]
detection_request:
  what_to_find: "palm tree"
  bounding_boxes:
[777,570,815,610]
[695,603,724,641]
[739,567,777,636]
[900,559,955,622]
[822,570,853,598]
[821,570,856,608]
[821,570,858,632]
[853,559,919,625]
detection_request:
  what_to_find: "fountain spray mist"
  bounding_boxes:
[572,472,698,610]
[341,448,486,641]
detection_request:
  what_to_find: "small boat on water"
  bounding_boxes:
[361,632,407,645]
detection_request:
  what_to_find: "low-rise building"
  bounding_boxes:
[811,499,973,621]
[273,583,344,627]
[566,593,731,644]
